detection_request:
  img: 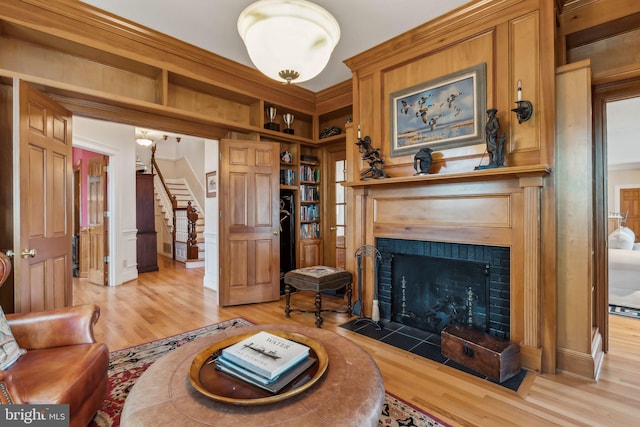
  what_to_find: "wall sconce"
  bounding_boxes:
[511,80,533,124]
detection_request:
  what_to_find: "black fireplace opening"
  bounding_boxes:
[377,238,511,340]
[391,254,489,334]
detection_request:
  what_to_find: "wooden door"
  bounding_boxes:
[88,155,108,285]
[18,81,73,312]
[620,187,640,242]
[0,83,15,312]
[325,147,347,268]
[218,139,280,306]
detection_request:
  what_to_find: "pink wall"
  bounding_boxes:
[72,147,104,229]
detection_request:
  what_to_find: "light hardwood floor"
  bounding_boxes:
[74,256,640,426]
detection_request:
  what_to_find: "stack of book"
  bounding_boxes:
[215,331,316,393]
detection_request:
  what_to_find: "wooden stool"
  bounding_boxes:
[284,266,352,327]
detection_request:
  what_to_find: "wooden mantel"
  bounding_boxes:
[345,163,552,373]
[343,164,552,188]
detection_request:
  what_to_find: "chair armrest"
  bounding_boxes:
[6,304,100,350]
[0,371,24,404]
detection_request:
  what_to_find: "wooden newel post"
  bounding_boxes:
[186,201,199,260]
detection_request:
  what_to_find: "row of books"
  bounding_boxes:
[300,165,320,183]
[280,169,296,186]
[215,331,316,394]
[300,204,320,221]
[300,223,321,239]
[300,184,320,202]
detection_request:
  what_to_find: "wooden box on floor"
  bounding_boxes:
[441,324,520,383]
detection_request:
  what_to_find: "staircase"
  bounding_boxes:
[155,177,205,268]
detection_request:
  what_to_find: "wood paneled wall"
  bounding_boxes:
[344,0,559,374]
[345,0,556,177]
[559,0,640,82]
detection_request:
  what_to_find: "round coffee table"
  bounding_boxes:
[121,324,385,426]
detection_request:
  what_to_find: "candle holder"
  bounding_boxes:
[264,106,280,131]
[511,100,533,124]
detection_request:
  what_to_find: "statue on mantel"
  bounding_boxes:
[413,147,433,175]
[357,135,388,180]
[477,108,506,170]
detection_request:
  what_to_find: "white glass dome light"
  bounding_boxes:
[136,130,153,147]
[237,0,341,84]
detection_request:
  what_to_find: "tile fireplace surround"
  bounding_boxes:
[344,165,551,372]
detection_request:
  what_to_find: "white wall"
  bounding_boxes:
[203,139,219,291]
[73,117,138,285]
[140,135,206,208]
[175,139,205,185]
[607,97,640,217]
[607,97,640,169]
[608,168,640,214]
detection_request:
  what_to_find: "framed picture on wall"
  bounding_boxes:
[390,63,486,157]
[206,171,217,198]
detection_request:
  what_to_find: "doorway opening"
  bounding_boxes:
[72,135,117,287]
[594,79,640,352]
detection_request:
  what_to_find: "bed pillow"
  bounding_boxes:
[0,306,26,369]
[608,227,635,250]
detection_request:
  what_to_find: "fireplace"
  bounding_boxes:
[344,166,549,371]
[377,238,511,339]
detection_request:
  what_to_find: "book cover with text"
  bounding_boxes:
[221,331,310,379]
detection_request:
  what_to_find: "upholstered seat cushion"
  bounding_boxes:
[284,266,352,291]
[6,343,109,423]
[0,307,26,369]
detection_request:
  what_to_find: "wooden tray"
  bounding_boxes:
[189,330,328,406]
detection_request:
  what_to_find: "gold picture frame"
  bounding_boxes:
[390,63,487,157]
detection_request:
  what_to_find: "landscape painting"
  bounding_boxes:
[390,63,486,157]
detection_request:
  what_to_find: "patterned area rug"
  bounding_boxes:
[89,318,450,427]
[609,304,640,319]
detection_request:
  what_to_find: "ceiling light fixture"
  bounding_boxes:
[237,0,340,84]
[136,130,153,147]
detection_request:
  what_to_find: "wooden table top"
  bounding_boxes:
[121,323,385,426]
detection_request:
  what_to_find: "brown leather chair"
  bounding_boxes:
[0,252,109,427]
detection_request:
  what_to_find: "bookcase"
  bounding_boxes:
[299,163,320,239]
[298,146,322,267]
[278,141,324,270]
[279,142,298,189]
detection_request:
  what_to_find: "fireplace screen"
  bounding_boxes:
[391,254,489,334]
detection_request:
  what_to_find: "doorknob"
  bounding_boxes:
[4,250,14,258]
[330,226,336,231]
[273,231,278,236]
[21,249,37,258]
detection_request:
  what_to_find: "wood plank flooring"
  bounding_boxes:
[73,256,640,426]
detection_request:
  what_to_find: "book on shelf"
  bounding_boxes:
[300,185,319,201]
[300,223,320,238]
[300,165,320,182]
[220,331,310,380]
[280,169,296,186]
[300,154,318,163]
[215,356,317,394]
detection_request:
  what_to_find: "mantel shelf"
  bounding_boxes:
[343,164,552,188]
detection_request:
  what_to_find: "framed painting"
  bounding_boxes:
[206,171,217,198]
[390,63,486,157]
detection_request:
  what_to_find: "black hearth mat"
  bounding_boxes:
[339,318,528,392]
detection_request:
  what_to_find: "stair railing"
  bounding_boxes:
[152,147,199,261]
